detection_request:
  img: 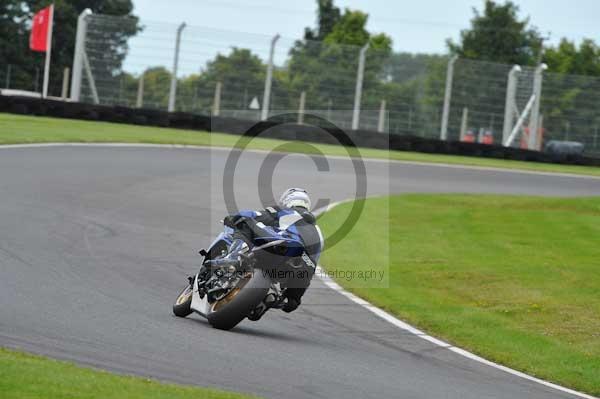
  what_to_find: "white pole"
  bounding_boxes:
[297,91,306,124]
[61,67,70,99]
[70,9,92,101]
[528,63,547,150]
[440,55,458,140]
[537,114,544,151]
[460,107,469,141]
[352,44,368,130]
[136,73,145,108]
[502,65,521,144]
[261,33,280,121]
[82,51,99,104]
[212,81,222,116]
[42,4,54,98]
[377,99,386,132]
[504,94,536,147]
[168,22,186,113]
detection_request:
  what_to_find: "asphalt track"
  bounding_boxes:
[1,145,599,399]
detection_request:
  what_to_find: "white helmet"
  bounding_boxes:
[279,188,311,210]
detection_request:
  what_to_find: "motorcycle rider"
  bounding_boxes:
[222,188,324,314]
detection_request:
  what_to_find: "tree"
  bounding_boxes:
[544,39,600,76]
[286,3,392,114]
[541,39,600,143]
[303,0,341,42]
[139,67,171,109]
[448,0,543,66]
[168,48,267,114]
[0,0,139,96]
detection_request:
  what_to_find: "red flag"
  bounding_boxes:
[30,6,53,52]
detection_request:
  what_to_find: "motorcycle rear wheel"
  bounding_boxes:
[207,269,270,330]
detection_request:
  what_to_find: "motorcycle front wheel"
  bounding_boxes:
[207,269,270,330]
[172,284,193,317]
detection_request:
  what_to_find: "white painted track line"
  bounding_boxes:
[314,201,597,399]
[2,142,597,398]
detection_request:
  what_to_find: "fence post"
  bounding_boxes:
[82,51,99,104]
[70,9,92,102]
[377,99,386,132]
[460,107,469,141]
[168,22,186,112]
[502,65,521,144]
[528,63,547,150]
[537,114,544,150]
[5,64,11,89]
[261,34,280,121]
[440,55,458,141]
[297,91,306,124]
[212,81,222,116]
[61,68,70,99]
[352,44,368,130]
[136,73,145,108]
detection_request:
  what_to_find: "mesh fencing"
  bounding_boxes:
[542,72,600,151]
[77,14,600,155]
[446,59,536,143]
[82,14,444,136]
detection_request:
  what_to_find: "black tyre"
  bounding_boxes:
[207,269,270,330]
[172,285,193,317]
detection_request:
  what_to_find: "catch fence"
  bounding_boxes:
[4,11,600,155]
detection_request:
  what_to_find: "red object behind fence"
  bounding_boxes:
[462,131,476,143]
[481,131,494,145]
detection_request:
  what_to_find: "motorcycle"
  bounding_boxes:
[172,217,311,330]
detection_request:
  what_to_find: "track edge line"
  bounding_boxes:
[313,201,597,399]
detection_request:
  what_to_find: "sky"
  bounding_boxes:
[132,0,600,54]
[120,0,600,75]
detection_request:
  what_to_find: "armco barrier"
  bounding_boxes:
[1,94,599,167]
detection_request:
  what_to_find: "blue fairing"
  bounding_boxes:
[206,227,234,254]
[209,209,320,261]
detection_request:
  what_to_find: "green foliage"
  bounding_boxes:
[541,39,600,143]
[448,0,543,66]
[0,347,255,399]
[545,39,600,76]
[285,4,393,111]
[195,47,265,111]
[0,0,139,96]
[324,10,370,47]
[141,67,171,109]
[319,194,600,396]
[304,0,341,41]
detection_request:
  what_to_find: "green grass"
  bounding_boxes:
[0,347,256,399]
[318,195,600,396]
[1,113,599,177]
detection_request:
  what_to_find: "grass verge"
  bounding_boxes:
[0,347,256,399]
[1,113,600,177]
[318,194,600,396]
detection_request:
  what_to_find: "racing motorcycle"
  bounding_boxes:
[172,217,312,330]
